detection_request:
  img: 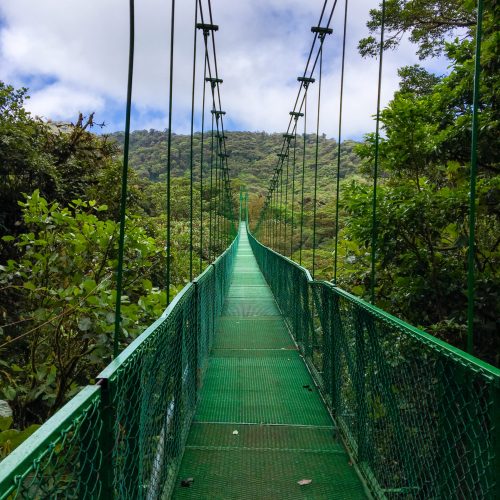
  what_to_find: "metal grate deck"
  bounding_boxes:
[173,224,366,499]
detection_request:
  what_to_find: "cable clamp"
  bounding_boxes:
[196,23,219,36]
[206,77,223,88]
[297,76,315,89]
[311,26,333,39]
[289,111,304,119]
[211,109,226,117]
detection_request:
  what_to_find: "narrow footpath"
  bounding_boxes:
[173,224,366,499]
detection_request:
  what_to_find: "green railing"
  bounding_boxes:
[0,234,238,499]
[248,229,500,500]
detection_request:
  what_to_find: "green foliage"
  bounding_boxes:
[344,12,500,364]
[0,85,121,240]
[358,0,476,59]
[0,191,167,427]
[340,172,499,364]
[0,83,237,446]
[0,408,40,458]
[113,130,361,197]
[397,65,442,96]
[262,0,499,366]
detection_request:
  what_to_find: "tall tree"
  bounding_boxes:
[358,0,476,58]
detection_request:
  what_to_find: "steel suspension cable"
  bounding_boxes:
[220,158,226,247]
[219,148,222,251]
[189,0,198,281]
[113,0,135,358]
[333,0,349,285]
[279,161,284,252]
[214,131,220,252]
[467,0,484,354]
[312,41,324,279]
[270,187,274,247]
[208,111,215,261]
[290,116,299,257]
[251,1,334,238]
[280,0,331,140]
[199,40,208,273]
[299,91,308,265]
[284,141,291,254]
[217,143,221,251]
[166,0,176,305]
[199,0,235,258]
[257,0,339,248]
[275,174,279,247]
[271,180,275,248]
[275,174,279,248]
[370,0,385,305]
[257,2,338,251]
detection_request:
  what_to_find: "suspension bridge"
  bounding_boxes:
[0,0,498,499]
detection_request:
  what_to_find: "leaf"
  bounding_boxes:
[0,416,13,431]
[297,479,312,486]
[82,279,97,293]
[0,424,41,455]
[78,317,92,331]
[142,279,153,292]
[181,478,194,487]
[3,386,16,401]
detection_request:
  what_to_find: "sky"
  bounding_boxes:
[0,0,448,140]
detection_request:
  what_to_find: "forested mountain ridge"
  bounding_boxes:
[111,130,361,195]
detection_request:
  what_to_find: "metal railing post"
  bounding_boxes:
[98,379,115,499]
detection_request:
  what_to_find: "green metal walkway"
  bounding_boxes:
[173,224,366,499]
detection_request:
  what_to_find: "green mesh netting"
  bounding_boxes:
[0,236,238,499]
[172,224,366,499]
[0,387,103,499]
[248,228,500,499]
[2,224,498,500]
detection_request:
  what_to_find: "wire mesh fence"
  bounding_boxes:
[248,229,500,500]
[0,386,103,500]
[0,234,238,499]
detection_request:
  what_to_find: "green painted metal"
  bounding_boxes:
[333,0,349,285]
[467,0,484,354]
[248,227,500,499]
[166,0,176,305]
[0,386,102,499]
[188,0,198,282]
[114,0,135,358]
[0,234,239,499]
[3,219,498,499]
[198,34,207,274]
[311,41,323,278]
[299,93,307,266]
[370,0,386,305]
[173,224,366,498]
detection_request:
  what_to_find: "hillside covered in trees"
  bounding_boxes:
[112,129,361,195]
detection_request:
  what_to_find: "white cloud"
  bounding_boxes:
[0,0,447,138]
[26,83,105,120]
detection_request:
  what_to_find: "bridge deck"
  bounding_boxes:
[173,225,366,499]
